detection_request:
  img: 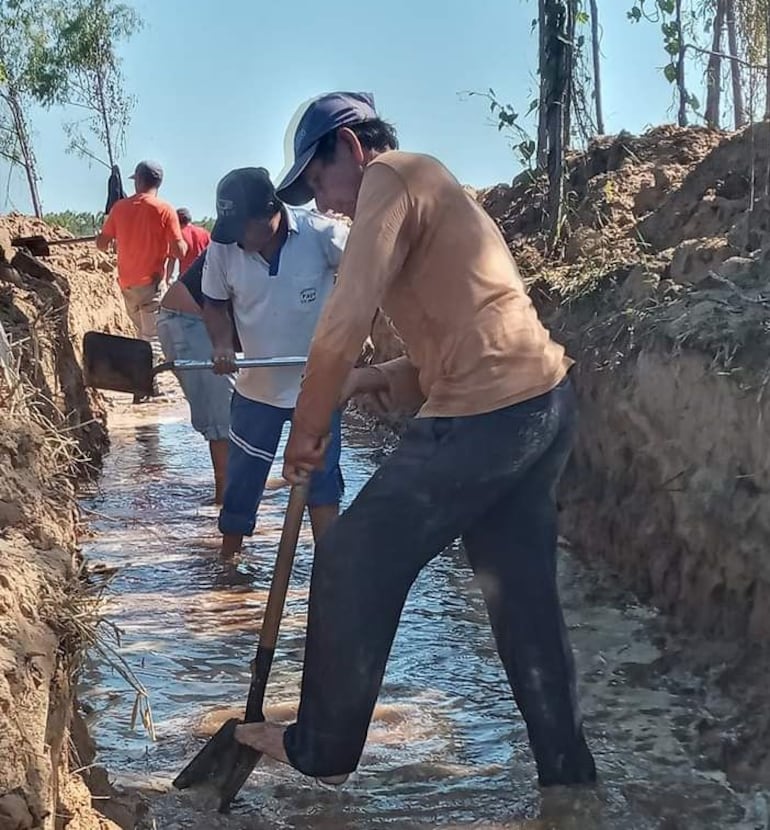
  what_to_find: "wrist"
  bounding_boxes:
[291,413,326,441]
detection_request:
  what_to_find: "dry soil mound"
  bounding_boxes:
[0,213,130,829]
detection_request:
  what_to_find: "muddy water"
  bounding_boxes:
[79,395,760,829]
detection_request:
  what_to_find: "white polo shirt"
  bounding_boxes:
[202,206,348,407]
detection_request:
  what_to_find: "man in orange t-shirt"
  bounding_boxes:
[167,208,211,280]
[97,160,188,341]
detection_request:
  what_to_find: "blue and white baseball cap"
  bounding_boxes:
[277,91,378,205]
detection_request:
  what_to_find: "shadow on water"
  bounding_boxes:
[79,400,757,829]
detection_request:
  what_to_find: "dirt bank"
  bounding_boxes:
[483,124,770,644]
[507,123,770,785]
[0,215,131,829]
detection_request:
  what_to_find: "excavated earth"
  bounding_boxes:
[0,215,131,830]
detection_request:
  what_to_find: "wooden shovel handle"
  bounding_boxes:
[260,482,307,649]
[244,482,308,722]
[49,234,98,246]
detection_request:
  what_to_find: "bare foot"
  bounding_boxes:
[234,722,349,786]
[235,722,289,763]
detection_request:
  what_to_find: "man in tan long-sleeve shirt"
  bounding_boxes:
[235,92,596,791]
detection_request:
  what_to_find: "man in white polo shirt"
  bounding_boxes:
[202,167,348,556]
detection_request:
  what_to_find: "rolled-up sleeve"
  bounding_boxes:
[292,163,412,437]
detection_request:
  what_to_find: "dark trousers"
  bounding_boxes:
[284,377,596,786]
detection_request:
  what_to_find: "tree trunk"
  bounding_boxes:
[726,0,747,127]
[537,0,549,168]
[765,0,770,120]
[706,0,726,128]
[95,70,116,168]
[541,0,573,247]
[675,0,688,126]
[588,0,605,134]
[4,88,43,217]
[564,0,576,149]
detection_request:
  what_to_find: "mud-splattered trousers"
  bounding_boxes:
[283,376,597,786]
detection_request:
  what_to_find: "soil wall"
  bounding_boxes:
[373,124,770,645]
[0,215,131,830]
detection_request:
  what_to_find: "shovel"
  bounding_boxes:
[173,483,308,812]
[82,331,306,398]
[11,234,98,257]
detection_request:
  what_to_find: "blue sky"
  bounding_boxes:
[3,0,679,219]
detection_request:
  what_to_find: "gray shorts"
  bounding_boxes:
[156,308,233,441]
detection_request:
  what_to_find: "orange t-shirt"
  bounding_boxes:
[179,223,211,275]
[101,193,183,288]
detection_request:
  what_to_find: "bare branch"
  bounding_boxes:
[684,41,767,71]
[66,138,110,168]
[0,148,23,164]
[62,98,99,111]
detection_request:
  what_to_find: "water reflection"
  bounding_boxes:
[79,401,754,829]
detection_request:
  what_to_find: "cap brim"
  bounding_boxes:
[211,215,247,244]
[276,143,317,206]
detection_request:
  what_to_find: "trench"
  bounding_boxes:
[77,390,761,829]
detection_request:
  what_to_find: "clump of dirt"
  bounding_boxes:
[478,124,726,295]
[0,213,131,829]
[477,124,770,385]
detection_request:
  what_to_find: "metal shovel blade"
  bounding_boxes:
[172,718,242,791]
[172,717,262,813]
[83,331,155,397]
[11,235,52,257]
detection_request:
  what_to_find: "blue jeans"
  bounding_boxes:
[284,377,596,786]
[219,391,344,536]
[156,309,233,441]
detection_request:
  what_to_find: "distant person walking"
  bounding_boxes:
[97,160,188,345]
[166,208,211,283]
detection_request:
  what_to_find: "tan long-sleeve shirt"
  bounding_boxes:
[293,150,573,437]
